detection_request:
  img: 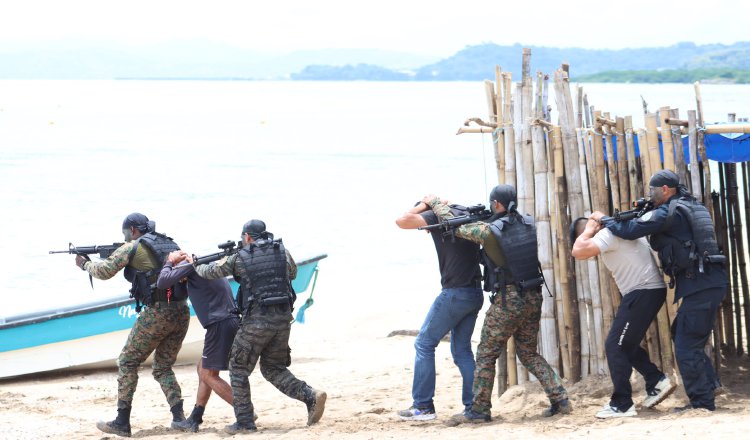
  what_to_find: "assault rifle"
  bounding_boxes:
[49,242,124,259]
[192,240,241,266]
[49,242,124,287]
[418,204,492,242]
[613,198,655,222]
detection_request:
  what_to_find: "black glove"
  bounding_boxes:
[75,254,89,270]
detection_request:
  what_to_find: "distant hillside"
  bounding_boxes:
[0,40,439,80]
[574,68,750,84]
[295,42,750,81]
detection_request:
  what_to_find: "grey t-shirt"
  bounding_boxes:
[592,228,665,295]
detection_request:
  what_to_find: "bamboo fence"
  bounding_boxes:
[459,49,750,389]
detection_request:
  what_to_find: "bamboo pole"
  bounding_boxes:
[712,191,734,355]
[704,124,750,134]
[616,117,631,212]
[727,164,750,355]
[551,124,579,381]
[510,81,527,385]
[559,83,591,383]
[502,73,516,187]
[727,164,744,355]
[495,67,506,185]
[484,79,503,184]
[625,117,640,202]
[532,122,558,374]
[645,113,662,172]
[603,117,621,215]
[519,51,534,217]
[694,82,714,214]
[590,112,615,337]
[547,121,567,379]
[659,107,676,171]
[670,109,688,188]
[687,110,701,200]
[637,129,650,194]
[533,72,558,374]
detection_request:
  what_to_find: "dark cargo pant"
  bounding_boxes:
[606,287,666,410]
[117,300,190,408]
[472,287,567,415]
[673,287,725,410]
[230,306,310,425]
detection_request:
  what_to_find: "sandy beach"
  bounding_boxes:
[1,318,749,440]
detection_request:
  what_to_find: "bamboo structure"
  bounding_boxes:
[456,49,749,390]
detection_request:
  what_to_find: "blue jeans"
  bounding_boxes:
[412,287,484,410]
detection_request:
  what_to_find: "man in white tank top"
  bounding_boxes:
[572,217,676,418]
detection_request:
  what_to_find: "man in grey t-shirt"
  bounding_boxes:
[572,217,676,418]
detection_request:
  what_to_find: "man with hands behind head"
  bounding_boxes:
[571,216,674,418]
[157,250,241,432]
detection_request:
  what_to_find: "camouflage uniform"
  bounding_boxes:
[195,250,316,426]
[429,199,568,416]
[82,241,190,409]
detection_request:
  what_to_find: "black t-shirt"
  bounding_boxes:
[421,210,482,289]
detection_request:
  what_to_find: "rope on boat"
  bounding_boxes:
[293,266,320,324]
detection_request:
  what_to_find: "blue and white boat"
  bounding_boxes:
[0,254,327,380]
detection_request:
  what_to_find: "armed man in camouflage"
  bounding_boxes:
[74,213,190,437]
[424,185,571,424]
[194,219,326,434]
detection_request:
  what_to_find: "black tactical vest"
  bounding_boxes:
[651,197,725,279]
[124,232,182,311]
[236,239,294,314]
[484,213,544,293]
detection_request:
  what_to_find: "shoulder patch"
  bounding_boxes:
[638,211,654,222]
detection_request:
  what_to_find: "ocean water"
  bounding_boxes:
[1,80,748,334]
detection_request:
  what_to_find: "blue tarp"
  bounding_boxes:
[601,129,750,164]
[684,132,750,163]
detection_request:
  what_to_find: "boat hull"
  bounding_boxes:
[0,254,326,379]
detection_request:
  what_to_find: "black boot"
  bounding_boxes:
[172,404,204,432]
[542,398,573,417]
[302,386,327,426]
[169,399,187,429]
[96,400,132,437]
[224,421,257,434]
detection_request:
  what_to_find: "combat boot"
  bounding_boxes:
[303,386,327,426]
[172,404,203,432]
[96,400,132,437]
[542,398,573,417]
[224,421,257,434]
[169,399,187,429]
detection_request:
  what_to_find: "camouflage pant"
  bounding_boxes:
[472,287,567,415]
[230,307,309,425]
[117,301,190,408]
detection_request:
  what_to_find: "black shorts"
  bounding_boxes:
[202,316,240,371]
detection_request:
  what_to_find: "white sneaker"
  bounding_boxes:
[642,376,677,408]
[596,404,637,419]
[398,406,436,421]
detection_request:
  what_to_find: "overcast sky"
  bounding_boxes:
[1,0,747,55]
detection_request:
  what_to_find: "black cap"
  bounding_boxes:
[122,213,150,233]
[489,184,517,211]
[242,219,267,239]
[649,169,679,188]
